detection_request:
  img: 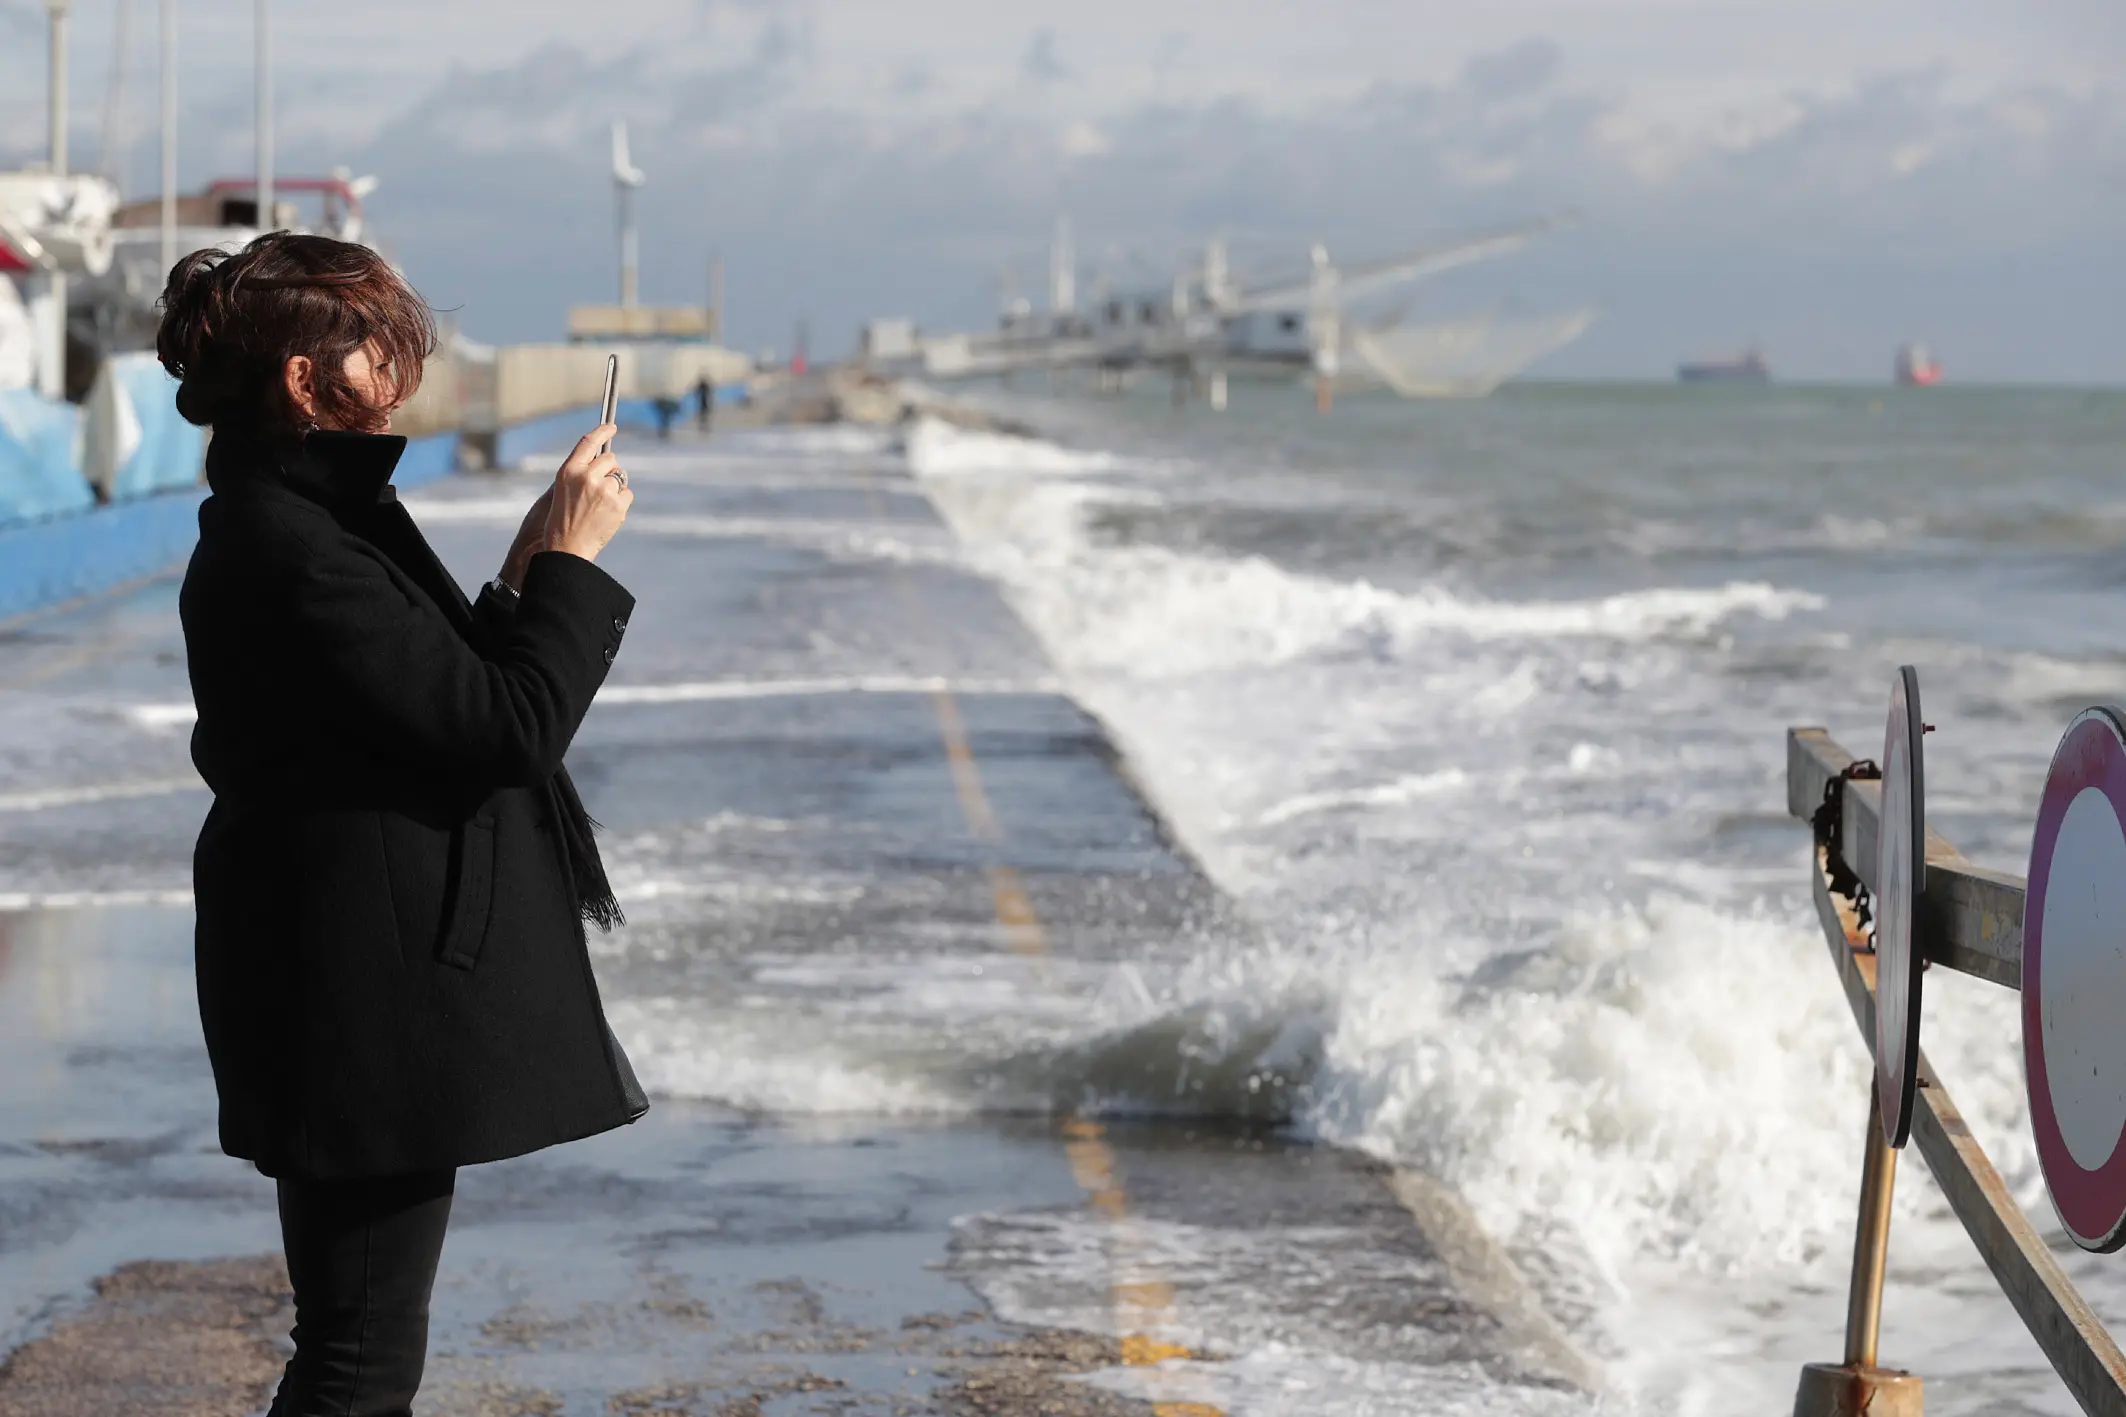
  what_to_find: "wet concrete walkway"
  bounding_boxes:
[0,425,1593,1415]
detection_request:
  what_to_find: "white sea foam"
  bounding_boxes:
[607,997,974,1116]
[904,419,1126,478]
[400,498,955,565]
[1255,769,1471,826]
[1083,1352,1593,1417]
[890,414,2068,1409]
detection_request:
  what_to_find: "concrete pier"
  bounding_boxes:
[0,422,1593,1414]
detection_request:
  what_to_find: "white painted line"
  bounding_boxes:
[0,887,194,912]
[597,676,1058,705]
[118,677,1061,732]
[126,703,201,732]
[0,776,205,814]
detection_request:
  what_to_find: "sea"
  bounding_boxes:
[739,381,2126,1414]
[8,379,2126,1414]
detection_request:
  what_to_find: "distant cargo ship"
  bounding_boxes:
[1895,342,1942,386]
[1678,347,1770,383]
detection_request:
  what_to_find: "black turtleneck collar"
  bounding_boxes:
[205,428,408,511]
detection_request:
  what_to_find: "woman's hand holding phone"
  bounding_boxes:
[543,422,633,564]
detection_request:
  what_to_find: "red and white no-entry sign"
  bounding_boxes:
[2025,706,2126,1252]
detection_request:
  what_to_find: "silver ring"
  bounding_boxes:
[607,470,627,488]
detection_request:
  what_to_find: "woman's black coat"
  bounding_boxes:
[181,428,646,1180]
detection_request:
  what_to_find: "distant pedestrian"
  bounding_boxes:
[695,373,714,433]
[157,232,644,1417]
[653,394,678,440]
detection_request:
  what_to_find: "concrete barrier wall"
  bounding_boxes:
[494,343,752,428]
[496,345,633,429]
[391,352,465,440]
[492,394,695,468]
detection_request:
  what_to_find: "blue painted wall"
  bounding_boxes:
[394,431,462,490]
[0,485,207,623]
[0,428,462,625]
[0,390,96,524]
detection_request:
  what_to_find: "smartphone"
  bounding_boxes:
[597,354,619,453]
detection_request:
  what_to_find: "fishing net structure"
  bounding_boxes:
[1348,308,1596,398]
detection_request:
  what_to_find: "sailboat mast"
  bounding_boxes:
[42,1,71,400]
[254,0,272,231]
[48,1,70,180]
[160,0,176,275]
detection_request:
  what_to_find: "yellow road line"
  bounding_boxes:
[933,692,1219,1415]
[14,641,126,691]
[868,463,1222,1415]
[0,562,188,638]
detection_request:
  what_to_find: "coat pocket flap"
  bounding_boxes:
[437,817,498,970]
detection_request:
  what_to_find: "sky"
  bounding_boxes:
[3,0,2123,380]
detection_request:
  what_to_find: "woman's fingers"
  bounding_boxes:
[559,424,620,478]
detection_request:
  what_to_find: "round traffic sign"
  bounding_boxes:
[2025,706,2126,1251]
[1875,665,1926,1148]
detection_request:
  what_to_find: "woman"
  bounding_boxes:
[161,231,647,1416]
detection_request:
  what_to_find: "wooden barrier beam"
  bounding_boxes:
[1809,852,2126,1413]
[1788,727,2025,989]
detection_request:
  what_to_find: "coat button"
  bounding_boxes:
[612,616,628,634]
[603,645,616,665]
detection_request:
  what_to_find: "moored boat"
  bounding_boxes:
[1678,346,1771,383]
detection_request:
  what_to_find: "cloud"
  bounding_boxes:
[205,33,2126,380]
[1463,37,1562,100]
[1022,29,1068,84]
[1152,31,1188,76]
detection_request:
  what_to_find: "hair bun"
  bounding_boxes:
[156,247,242,425]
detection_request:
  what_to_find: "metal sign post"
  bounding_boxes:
[2025,706,2126,1252]
[1877,666,1926,1147]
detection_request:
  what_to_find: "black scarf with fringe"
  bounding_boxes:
[550,767,624,932]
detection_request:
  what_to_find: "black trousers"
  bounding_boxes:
[268,1168,456,1417]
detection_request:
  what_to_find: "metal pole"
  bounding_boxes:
[618,185,637,307]
[1844,1089,1899,1368]
[98,0,131,186]
[254,0,271,231]
[44,1,71,401]
[48,2,70,179]
[709,252,722,342]
[159,0,176,275]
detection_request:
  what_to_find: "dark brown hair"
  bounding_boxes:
[156,232,437,436]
